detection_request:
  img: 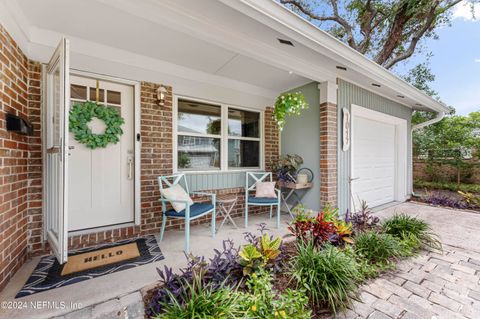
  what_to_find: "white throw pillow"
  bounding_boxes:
[255,181,277,198]
[160,184,193,212]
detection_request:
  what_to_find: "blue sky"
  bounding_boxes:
[394,2,480,115]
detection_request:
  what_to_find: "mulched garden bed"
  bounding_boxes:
[411,188,480,213]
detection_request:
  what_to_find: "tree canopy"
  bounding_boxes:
[280,0,477,69]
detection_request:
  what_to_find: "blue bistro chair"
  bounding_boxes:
[158,174,216,252]
[245,172,281,229]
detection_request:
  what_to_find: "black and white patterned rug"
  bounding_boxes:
[16,235,164,298]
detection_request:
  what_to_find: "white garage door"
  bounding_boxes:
[352,116,395,209]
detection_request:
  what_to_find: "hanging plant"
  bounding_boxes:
[273,92,309,131]
[69,101,125,149]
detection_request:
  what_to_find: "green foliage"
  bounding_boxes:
[342,245,394,280]
[274,92,308,131]
[414,180,480,193]
[178,152,191,169]
[280,0,474,69]
[291,243,360,314]
[413,112,480,184]
[239,234,282,275]
[239,244,264,276]
[381,213,442,252]
[238,271,311,319]
[354,231,402,264]
[69,101,125,149]
[458,191,480,207]
[155,275,240,319]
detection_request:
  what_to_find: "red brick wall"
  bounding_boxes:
[0,24,30,290]
[319,102,337,207]
[27,83,280,253]
[264,106,280,171]
[0,22,281,287]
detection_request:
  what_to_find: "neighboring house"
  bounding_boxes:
[0,0,449,290]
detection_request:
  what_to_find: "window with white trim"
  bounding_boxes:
[175,98,262,172]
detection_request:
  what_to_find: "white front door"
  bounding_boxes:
[68,75,135,231]
[351,115,396,209]
[45,38,70,264]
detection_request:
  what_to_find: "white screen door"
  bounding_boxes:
[45,38,70,264]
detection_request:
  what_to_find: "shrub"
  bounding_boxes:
[288,207,337,247]
[354,231,403,264]
[423,191,472,210]
[154,274,240,319]
[345,200,380,233]
[291,243,360,314]
[414,180,480,194]
[238,270,311,319]
[458,191,480,208]
[239,233,282,275]
[146,239,243,317]
[381,213,442,252]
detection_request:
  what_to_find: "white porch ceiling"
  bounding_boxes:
[13,0,312,94]
[2,0,447,112]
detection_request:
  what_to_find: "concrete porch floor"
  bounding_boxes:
[0,212,292,319]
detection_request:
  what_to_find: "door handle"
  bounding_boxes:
[127,157,133,180]
[349,177,360,182]
[46,146,61,154]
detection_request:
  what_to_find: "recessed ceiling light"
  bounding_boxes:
[372,83,381,88]
[288,71,293,75]
[278,38,294,46]
[336,66,347,71]
[397,95,405,98]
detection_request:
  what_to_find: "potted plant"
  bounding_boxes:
[271,154,304,183]
[273,92,309,131]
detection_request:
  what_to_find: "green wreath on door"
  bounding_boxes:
[69,101,125,149]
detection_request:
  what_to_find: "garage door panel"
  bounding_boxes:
[352,116,395,209]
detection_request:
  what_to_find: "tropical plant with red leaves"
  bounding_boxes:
[288,206,338,248]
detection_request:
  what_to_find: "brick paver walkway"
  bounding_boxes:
[342,202,480,319]
[343,245,480,319]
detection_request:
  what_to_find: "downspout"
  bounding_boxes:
[410,111,445,197]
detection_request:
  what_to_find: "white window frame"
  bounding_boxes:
[173,95,264,173]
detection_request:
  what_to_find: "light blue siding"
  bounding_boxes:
[281,82,321,211]
[337,79,412,213]
[185,172,245,191]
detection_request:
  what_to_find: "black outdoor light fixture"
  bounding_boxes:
[6,113,34,136]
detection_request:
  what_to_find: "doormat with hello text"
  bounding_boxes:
[16,235,164,298]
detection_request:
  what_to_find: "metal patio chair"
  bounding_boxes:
[158,174,216,252]
[245,172,281,229]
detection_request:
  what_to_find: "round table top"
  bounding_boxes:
[216,194,238,203]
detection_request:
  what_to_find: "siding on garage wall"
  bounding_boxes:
[281,82,321,211]
[337,79,413,213]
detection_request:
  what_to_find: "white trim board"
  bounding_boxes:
[172,94,265,174]
[350,104,408,209]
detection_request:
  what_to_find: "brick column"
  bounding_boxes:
[319,81,338,207]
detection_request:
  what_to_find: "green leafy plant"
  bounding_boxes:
[271,154,304,182]
[413,180,480,193]
[239,244,264,276]
[273,92,309,131]
[381,213,442,252]
[458,191,480,207]
[69,101,125,149]
[154,273,240,319]
[238,270,311,319]
[291,242,360,314]
[259,234,281,261]
[354,231,403,264]
[239,234,282,275]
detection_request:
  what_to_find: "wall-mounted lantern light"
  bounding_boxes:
[157,85,168,106]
